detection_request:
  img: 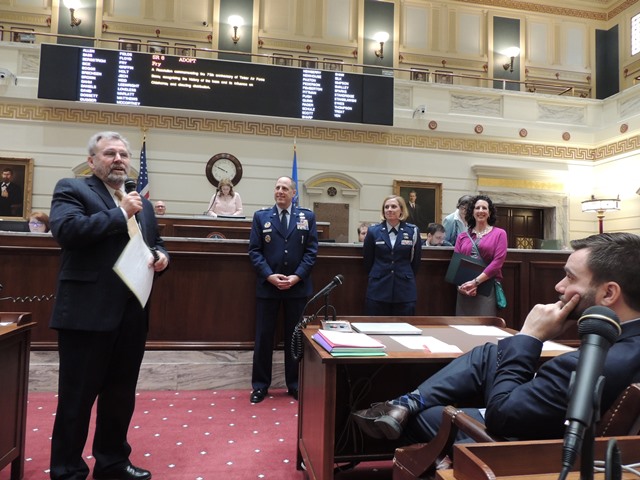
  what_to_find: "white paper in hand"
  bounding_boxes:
[113,233,155,308]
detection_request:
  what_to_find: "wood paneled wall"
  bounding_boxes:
[0,233,571,350]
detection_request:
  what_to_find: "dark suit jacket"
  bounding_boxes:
[407,203,421,226]
[0,181,23,216]
[363,221,421,303]
[248,205,318,299]
[49,175,167,331]
[483,318,640,439]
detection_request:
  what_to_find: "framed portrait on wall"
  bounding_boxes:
[299,56,318,69]
[271,54,292,66]
[11,28,35,44]
[119,38,141,52]
[393,180,442,234]
[175,43,196,57]
[435,70,453,84]
[323,58,343,71]
[410,69,429,82]
[0,157,34,220]
[147,41,168,54]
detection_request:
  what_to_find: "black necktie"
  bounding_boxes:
[281,210,288,229]
[390,227,397,235]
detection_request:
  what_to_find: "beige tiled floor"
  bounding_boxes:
[29,350,287,391]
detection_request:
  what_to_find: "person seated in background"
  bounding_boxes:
[154,200,166,216]
[206,178,243,218]
[29,211,50,233]
[424,222,452,246]
[352,233,640,449]
[357,222,370,242]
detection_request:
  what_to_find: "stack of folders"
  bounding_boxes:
[312,329,387,357]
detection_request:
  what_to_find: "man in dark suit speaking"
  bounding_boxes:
[248,176,318,403]
[48,131,169,480]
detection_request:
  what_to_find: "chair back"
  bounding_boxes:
[596,383,640,436]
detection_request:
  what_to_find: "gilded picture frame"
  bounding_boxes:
[393,180,442,234]
[0,157,34,220]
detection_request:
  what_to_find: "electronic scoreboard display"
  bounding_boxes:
[38,44,393,126]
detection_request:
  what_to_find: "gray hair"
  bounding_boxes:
[87,131,131,156]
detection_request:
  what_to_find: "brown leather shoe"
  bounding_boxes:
[351,401,409,440]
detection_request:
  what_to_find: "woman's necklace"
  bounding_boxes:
[473,225,492,239]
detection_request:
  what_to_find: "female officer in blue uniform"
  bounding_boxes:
[363,194,422,316]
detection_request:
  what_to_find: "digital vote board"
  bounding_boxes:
[38,44,393,126]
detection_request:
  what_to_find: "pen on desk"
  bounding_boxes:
[423,344,431,353]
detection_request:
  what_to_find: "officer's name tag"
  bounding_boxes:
[376,240,385,245]
[262,228,272,233]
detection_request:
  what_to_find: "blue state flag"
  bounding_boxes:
[137,141,150,199]
[291,145,299,207]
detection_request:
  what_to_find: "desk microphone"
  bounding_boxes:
[559,305,621,480]
[307,274,344,305]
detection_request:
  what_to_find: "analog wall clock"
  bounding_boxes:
[205,153,243,187]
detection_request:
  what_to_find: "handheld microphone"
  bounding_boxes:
[307,274,344,305]
[123,178,143,227]
[124,178,137,195]
[559,305,621,478]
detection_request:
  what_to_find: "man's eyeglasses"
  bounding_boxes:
[29,221,43,227]
[94,150,130,160]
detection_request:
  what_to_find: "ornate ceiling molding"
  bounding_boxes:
[1,101,636,162]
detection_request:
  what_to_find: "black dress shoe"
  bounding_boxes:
[93,464,152,480]
[250,387,268,403]
[287,388,298,400]
[351,401,409,440]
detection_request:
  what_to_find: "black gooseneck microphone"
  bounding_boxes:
[558,305,621,480]
[291,274,345,361]
[306,274,344,306]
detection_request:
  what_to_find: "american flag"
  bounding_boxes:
[137,140,150,199]
[291,141,299,207]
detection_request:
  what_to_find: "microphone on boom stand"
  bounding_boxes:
[291,274,344,361]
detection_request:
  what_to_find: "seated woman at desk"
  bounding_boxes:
[205,178,243,218]
[28,211,50,233]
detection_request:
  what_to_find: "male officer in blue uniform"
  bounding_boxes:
[248,176,318,403]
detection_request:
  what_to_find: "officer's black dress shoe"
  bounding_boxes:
[250,387,268,403]
[351,401,409,440]
[93,464,152,480]
[287,388,298,400]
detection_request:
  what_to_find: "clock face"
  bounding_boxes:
[206,153,243,187]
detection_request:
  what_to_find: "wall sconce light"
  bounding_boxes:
[581,195,620,233]
[374,31,389,59]
[63,0,82,28]
[502,46,520,72]
[228,15,243,44]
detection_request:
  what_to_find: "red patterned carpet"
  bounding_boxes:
[2,390,393,480]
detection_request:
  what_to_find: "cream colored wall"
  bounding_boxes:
[1,0,640,242]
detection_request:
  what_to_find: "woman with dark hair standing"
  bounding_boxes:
[454,194,507,316]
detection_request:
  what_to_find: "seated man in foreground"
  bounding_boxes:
[353,232,640,444]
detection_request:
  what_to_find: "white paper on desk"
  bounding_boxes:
[452,325,512,337]
[113,233,154,308]
[391,335,463,353]
[542,341,574,351]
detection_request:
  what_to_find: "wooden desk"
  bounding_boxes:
[0,313,34,480]
[436,436,640,480]
[296,319,570,480]
[156,215,331,240]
